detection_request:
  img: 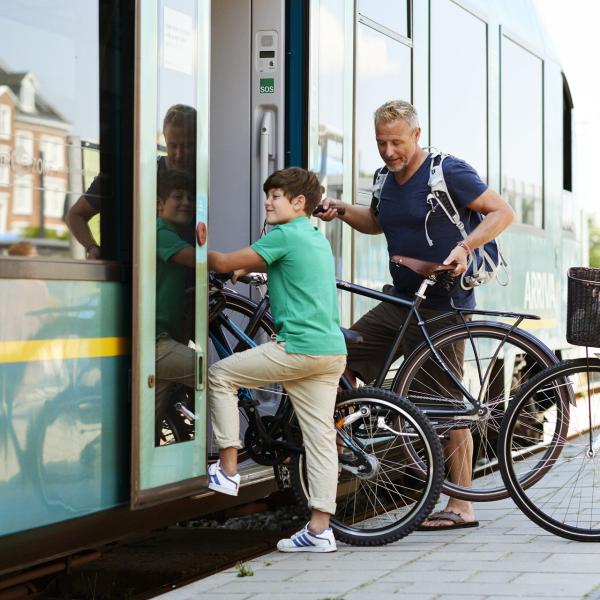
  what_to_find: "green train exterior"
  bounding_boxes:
[0,0,584,578]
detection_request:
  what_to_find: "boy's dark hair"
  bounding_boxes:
[263,167,322,214]
[157,169,193,201]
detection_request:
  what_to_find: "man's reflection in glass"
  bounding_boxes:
[65,104,197,258]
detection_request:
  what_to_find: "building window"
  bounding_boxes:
[15,130,34,166]
[501,35,543,228]
[430,0,487,180]
[0,104,11,140]
[43,176,66,218]
[13,174,33,215]
[40,135,65,171]
[0,145,9,186]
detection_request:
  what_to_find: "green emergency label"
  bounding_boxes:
[260,78,275,94]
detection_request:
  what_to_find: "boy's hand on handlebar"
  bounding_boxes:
[443,246,468,276]
[231,268,249,284]
[313,198,345,221]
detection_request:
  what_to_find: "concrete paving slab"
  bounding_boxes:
[158,479,600,600]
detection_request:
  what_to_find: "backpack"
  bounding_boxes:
[371,150,509,291]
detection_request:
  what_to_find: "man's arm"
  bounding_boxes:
[208,247,267,273]
[443,187,516,274]
[316,198,383,235]
[65,196,100,258]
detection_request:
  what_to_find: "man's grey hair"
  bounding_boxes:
[163,103,197,132]
[374,100,420,129]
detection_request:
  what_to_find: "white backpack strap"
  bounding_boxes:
[371,165,389,215]
[428,151,482,283]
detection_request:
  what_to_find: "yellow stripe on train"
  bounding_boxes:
[0,337,130,364]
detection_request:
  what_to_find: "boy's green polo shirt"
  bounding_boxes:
[251,216,346,355]
[156,217,190,339]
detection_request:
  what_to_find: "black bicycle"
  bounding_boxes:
[335,255,560,502]
[200,272,444,546]
[499,267,600,541]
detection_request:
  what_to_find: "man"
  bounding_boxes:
[317,100,515,530]
[65,104,196,258]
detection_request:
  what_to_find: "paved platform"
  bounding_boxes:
[156,495,600,600]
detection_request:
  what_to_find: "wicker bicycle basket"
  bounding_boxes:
[567,267,600,347]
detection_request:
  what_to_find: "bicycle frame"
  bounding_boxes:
[335,276,542,418]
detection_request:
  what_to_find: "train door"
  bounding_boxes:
[131,0,210,507]
[208,0,286,250]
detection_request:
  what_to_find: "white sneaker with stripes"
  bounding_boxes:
[207,460,240,496]
[277,523,337,553]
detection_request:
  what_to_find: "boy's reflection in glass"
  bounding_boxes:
[65,104,197,258]
[154,169,196,446]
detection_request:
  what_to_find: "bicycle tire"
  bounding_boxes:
[392,321,558,502]
[207,289,288,464]
[499,358,600,541]
[289,387,444,546]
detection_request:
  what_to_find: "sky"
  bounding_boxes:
[533,0,600,218]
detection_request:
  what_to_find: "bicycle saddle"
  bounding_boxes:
[341,327,363,344]
[390,255,456,278]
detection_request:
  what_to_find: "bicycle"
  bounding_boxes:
[336,255,560,502]
[498,266,600,541]
[201,272,445,546]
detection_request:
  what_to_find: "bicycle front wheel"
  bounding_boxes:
[393,322,558,502]
[499,358,600,541]
[290,388,444,546]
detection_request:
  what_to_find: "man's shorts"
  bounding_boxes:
[346,287,466,389]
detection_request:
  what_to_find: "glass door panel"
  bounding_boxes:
[131,0,208,507]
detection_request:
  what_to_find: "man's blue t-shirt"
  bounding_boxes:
[371,155,487,310]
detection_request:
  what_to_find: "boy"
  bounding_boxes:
[155,169,196,443]
[208,167,346,553]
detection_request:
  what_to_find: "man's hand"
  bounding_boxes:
[313,198,345,222]
[443,244,469,276]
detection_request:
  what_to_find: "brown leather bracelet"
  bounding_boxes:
[457,240,472,254]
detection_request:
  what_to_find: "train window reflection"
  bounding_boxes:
[501,36,543,228]
[154,0,199,447]
[355,23,411,198]
[0,2,102,259]
[311,0,346,278]
[357,0,409,38]
[430,0,487,180]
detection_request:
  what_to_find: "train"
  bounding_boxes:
[0,0,585,588]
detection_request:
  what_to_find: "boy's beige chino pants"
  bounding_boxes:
[208,341,346,515]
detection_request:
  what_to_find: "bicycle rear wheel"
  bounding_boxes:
[499,358,600,541]
[393,322,558,501]
[290,388,444,546]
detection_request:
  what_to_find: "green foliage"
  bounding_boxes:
[235,561,254,577]
[590,216,600,268]
[23,226,69,241]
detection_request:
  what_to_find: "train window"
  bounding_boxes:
[501,35,543,229]
[154,1,199,448]
[310,0,347,279]
[430,0,487,180]
[355,22,411,199]
[357,0,410,38]
[0,3,95,258]
[0,1,131,263]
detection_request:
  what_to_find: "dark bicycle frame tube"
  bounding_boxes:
[335,277,538,417]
